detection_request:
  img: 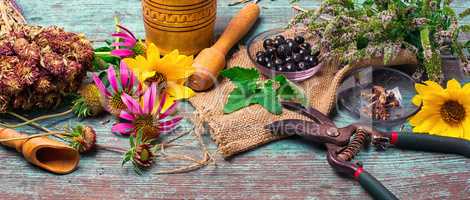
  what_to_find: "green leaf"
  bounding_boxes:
[129,135,135,148]
[274,75,308,106]
[121,152,132,166]
[221,67,260,84]
[459,8,470,19]
[136,129,143,145]
[460,25,470,33]
[105,39,114,46]
[94,46,113,52]
[252,80,282,115]
[464,41,470,48]
[223,88,253,114]
[222,68,305,115]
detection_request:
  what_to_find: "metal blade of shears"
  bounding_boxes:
[281,102,336,128]
[266,119,342,145]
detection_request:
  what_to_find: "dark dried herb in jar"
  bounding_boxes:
[361,85,400,120]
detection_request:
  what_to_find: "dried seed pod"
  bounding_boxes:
[73,84,105,118]
[133,143,155,168]
[67,125,97,154]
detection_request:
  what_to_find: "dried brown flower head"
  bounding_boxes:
[67,125,97,154]
[0,25,93,112]
[133,143,155,168]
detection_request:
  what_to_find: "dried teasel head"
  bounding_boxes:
[73,84,105,118]
[66,125,97,154]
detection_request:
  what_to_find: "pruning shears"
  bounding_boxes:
[266,102,470,200]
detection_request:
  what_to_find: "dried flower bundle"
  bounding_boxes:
[0,25,94,112]
[0,0,26,34]
[291,0,470,81]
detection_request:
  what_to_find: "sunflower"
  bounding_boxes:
[409,79,470,140]
[123,43,196,103]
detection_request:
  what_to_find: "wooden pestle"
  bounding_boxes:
[0,128,80,174]
[188,3,260,91]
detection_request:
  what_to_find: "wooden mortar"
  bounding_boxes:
[142,0,217,55]
[0,128,80,174]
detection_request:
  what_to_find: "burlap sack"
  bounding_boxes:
[190,38,418,158]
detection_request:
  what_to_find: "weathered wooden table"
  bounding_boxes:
[1,0,469,199]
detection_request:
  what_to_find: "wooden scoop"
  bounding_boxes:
[0,128,80,174]
[188,3,260,91]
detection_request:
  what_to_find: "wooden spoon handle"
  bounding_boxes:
[0,128,27,152]
[212,3,260,55]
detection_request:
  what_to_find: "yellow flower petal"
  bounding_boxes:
[445,124,464,138]
[413,115,441,133]
[409,108,438,126]
[123,58,139,71]
[446,79,461,90]
[415,83,429,95]
[428,119,448,135]
[411,95,422,106]
[423,80,445,91]
[166,82,196,100]
[462,82,470,95]
[463,117,470,140]
[146,43,161,67]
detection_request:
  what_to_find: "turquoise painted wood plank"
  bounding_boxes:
[0,0,469,199]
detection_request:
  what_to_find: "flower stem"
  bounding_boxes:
[114,16,121,50]
[4,109,73,129]
[0,131,69,142]
[5,112,51,133]
[94,51,112,55]
[6,112,128,154]
[96,144,127,154]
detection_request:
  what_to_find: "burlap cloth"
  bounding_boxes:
[190,34,418,158]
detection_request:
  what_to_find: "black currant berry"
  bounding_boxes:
[284,63,295,72]
[274,58,285,66]
[256,56,266,65]
[292,45,301,53]
[300,43,311,51]
[276,44,290,58]
[286,39,296,48]
[266,47,276,56]
[294,36,305,44]
[285,56,294,63]
[276,65,285,72]
[263,56,272,64]
[266,61,275,68]
[275,35,285,42]
[297,62,307,71]
[273,38,285,47]
[293,53,303,63]
[305,55,315,64]
[263,39,274,49]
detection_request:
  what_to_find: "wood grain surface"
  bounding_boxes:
[0,0,469,199]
